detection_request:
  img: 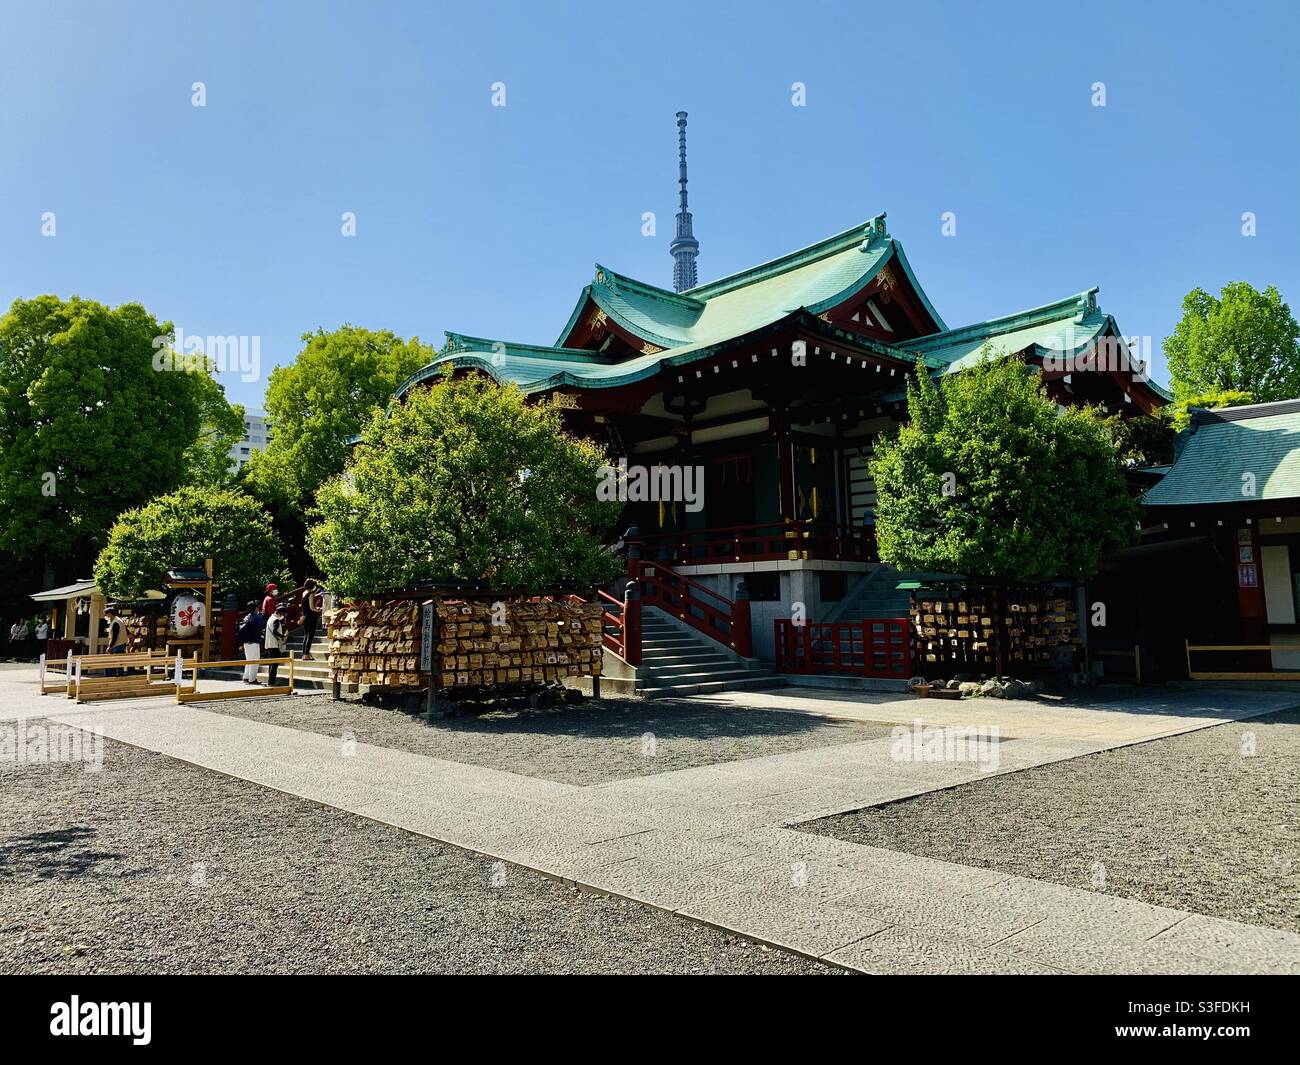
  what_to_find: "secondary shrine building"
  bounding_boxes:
[397,213,1167,667]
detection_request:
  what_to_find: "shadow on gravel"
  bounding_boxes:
[0,826,132,881]
[429,697,850,741]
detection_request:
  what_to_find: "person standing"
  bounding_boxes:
[103,607,127,674]
[35,617,49,658]
[236,601,266,684]
[300,578,324,660]
[264,604,288,686]
[7,620,19,661]
[15,617,31,662]
[261,583,278,621]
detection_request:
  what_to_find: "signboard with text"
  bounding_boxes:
[420,602,435,672]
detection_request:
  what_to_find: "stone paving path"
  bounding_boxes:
[4,668,1298,974]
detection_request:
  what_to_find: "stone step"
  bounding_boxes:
[641,660,739,679]
[638,650,730,665]
[640,638,702,650]
[201,666,329,690]
[637,667,763,686]
[638,675,784,699]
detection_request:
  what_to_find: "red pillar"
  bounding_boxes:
[623,527,643,667]
[622,582,642,667]
[1236,523,1270,672]
[221,608,241,660]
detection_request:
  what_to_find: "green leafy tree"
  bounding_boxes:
[1164,282,1300,402]
[94,486,287,603]
[182,372,246,487]
[243,326,433,517]
[308,371,620,598]
[1163,388,1255,432]
[871,354,1137,583]
[0,296,217,570]
[1098,412,1176,467]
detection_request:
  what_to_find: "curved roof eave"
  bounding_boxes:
[395,350,669,399]
[890,242,947,332]
[587,287,685,349]
[800,239,943,330]
[554,284,596,348]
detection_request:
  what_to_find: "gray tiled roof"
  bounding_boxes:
[1143,400,1300,506]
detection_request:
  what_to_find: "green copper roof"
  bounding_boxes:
[396,312,910,397]
[396,215,1153,403]
[907,290,1107,373]
[1143,401,1300,507]
[555,214,946,350]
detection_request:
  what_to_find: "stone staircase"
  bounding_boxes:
[285,634,330,688]
[826,564,958,622]
[205,632,330,690]
[636,608,782,699]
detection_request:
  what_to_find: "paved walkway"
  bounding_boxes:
[4,667,1298,974]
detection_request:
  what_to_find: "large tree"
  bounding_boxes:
[1162,388,1256,432]
[242,325,433,517]
[0,295,226,574]
[871,353,1138,583]
[308,371,621,598]
[182,371,246,488]
[94,486,287,604]
[1164,282,1300,403]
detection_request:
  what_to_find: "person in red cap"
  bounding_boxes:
[261,583,278,619]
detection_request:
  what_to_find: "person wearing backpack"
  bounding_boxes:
[237,601,266,684]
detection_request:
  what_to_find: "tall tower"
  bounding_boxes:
[670,111,699,292]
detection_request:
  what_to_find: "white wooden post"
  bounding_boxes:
[38,652,46,687]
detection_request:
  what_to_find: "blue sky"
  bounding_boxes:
[3,0,1297,411]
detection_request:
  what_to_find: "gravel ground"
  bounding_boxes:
[204,692,893,786]
[0,726,835,974]
[803,708,1300,933]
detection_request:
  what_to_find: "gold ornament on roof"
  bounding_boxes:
[641,341,663,355]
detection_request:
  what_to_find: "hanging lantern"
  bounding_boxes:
[171,593,206,636]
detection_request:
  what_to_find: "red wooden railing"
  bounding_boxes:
[639,562,752,657]
[569,529,757,666]
[638,520,875,566]
[566,588,641,667]
[275,585,305,629]
[774,618,911,678]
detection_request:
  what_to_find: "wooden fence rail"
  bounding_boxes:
[175,655,296,702]
[1184,640,1300,682]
